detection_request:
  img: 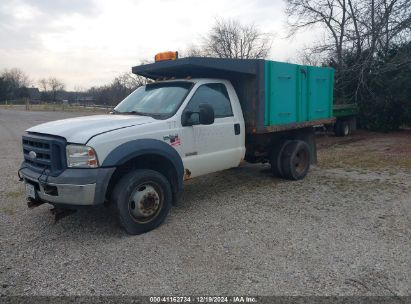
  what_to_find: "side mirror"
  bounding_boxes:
[182,111,197,126]
[199,104,215,125]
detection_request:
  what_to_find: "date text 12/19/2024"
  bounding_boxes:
[149,296,258,303]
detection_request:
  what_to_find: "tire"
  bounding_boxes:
[269,140,288,178]
[111,169,172,235]
[335,120,350,137]
[281,140,311,180]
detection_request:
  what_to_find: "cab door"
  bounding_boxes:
[180,82,243,178]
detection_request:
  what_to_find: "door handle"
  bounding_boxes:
[234,123,240,135]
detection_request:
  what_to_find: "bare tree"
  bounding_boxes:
[86,72,149,106]
[182,44,207,57]
[286,0,351,69]
[296,47,325,66]
[116,72,147,90]
[72,85,85,103]
[0,68,30,100]
[364,0,411,56]
[203,18,273,59]
[2,68,30,89]
[286,0,411,62]
[38,78,48,92]
[47,77,65,102]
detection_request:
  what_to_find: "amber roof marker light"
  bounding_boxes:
[154,51,178,62]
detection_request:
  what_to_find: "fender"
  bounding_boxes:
[101,139,184,191]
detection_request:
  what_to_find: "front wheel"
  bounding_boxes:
[111,169,172,235]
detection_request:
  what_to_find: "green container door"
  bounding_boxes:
[264,60,334,126]
[307,66,334,120]
[264,61,298,125]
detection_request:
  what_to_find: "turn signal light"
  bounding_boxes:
[155,51,178,62]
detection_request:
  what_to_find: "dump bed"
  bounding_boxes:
[133,57,335,134]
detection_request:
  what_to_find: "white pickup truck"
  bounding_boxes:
[20,55,334,234]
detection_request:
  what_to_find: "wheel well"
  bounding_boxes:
[245,127,317,164]
[106,154,179,203]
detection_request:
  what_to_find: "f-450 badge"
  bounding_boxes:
[163,134,181,147]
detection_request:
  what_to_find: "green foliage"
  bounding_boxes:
[359,96,403,131]
[334,42,411,131]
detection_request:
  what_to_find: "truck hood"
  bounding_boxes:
[26,114,155,144]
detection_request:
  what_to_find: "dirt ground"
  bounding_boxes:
[0,109,410,296]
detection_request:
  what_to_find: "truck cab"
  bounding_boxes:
[107,78,246,179]
[20,77,246,234]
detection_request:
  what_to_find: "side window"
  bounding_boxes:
[185,83,233,123]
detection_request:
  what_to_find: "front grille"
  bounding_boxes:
[22,133,66,176]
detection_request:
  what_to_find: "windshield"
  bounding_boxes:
[114,81,193,119]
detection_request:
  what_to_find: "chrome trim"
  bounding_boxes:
[23,175,96,205]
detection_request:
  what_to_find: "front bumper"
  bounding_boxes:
[19,165,115,206]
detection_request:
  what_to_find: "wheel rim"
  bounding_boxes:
[128,182,163,224]
[293,148,309,175]
[343,124,349,136]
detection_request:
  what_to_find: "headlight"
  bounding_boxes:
[66,144,99,168]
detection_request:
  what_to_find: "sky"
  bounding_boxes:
[0,0,316,90]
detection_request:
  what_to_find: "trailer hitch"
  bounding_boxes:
[27,198,76,222]
[27,197,45,209]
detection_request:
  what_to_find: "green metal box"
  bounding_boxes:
[264,61,334,127]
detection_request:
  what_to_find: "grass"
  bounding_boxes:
[5,191,23,199]
[1,207,16,215]
[318,135,411,170]
[319,147,411,170]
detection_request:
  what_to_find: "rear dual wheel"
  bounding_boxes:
[269,140,287,177]
[270,140,311,180]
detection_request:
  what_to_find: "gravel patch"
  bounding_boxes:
[0,109,410,296]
